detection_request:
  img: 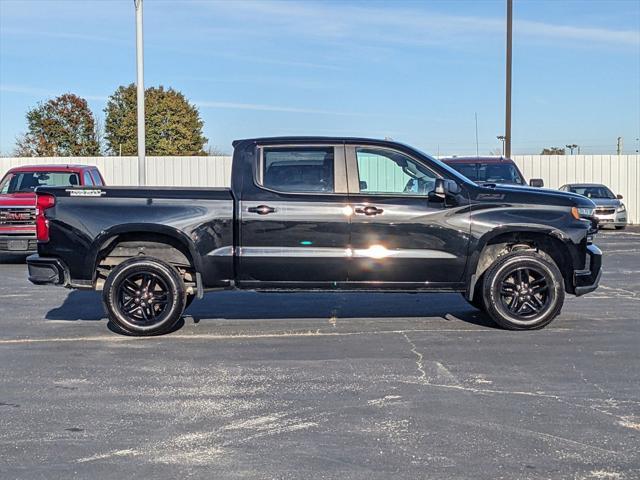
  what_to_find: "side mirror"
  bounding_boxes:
[432,178,461,198]
[445,179,461,194]
[359,180,368,191]
[616,194,623,199]
[529,178,544,188]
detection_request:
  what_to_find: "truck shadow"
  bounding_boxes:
[0,253,29,264]
[45,290,498,329]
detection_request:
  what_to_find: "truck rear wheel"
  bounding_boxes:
[482,251,564,330]
[102,257,186,336]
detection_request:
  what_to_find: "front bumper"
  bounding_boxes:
[574,244,602,296]
[26,255,69,286]
[0,235,37,253]
[595,211,627,227]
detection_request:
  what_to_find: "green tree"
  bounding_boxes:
[14,93,100,156]
[540,147,566,155]
[104,84,207,155]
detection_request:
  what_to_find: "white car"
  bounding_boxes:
[559,183,627,229]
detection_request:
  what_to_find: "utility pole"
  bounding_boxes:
[134,0,146,186]
[505,0,513,158]
[616,136,623,155]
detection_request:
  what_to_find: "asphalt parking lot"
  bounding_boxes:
[1,229,639,480]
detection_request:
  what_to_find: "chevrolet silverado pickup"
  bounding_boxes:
[0,165,105,253]
[27,137,601,335]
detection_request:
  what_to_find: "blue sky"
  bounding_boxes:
[1,0,639,156]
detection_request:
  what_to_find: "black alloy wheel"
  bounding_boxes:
[498,266,550,320]
[117,271,171,326]
[482,250,564,330]
[103,257,186,335]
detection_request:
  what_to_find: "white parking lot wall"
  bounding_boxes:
[0,156,233,189]
[2,154,638,223]
[513,155,639,225]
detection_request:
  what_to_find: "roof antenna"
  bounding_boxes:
[475,112,480,157]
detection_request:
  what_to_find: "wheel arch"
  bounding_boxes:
[88,224,203,286]
[466,226,575,299]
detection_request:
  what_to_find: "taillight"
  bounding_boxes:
[35,194,55,242]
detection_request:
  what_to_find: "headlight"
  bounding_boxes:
[571,207,595,219]
[617,204,626,213]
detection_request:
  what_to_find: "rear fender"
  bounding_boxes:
[88,223,204,283]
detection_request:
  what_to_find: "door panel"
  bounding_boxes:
[239,198,351,284]
[237,144,351,286]
[346,146,470,286]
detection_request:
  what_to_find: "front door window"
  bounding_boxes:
[356,148,437,196]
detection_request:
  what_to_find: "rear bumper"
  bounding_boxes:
[574,244,602,296]
[0,235,37,253]
[26,255,69,286]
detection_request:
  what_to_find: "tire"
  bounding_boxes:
[102,257,186,336]
[461,275,485,311]
[482,251,564,330]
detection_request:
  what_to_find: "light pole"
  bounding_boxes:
[566,144,578,155]
[505,0,513,158]
[134,0,146,186]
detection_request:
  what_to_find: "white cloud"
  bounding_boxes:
[204,0,640,48]
[0,84,107,102]
[195,100,364,116]
[1,27,125,45]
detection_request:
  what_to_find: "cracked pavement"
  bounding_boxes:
[1,229,639,479]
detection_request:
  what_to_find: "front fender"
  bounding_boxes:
[464,204,589,297]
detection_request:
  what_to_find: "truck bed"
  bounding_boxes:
[36,186,235,288]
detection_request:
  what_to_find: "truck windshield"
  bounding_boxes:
[447,162,525,185]
[0,171,80,194]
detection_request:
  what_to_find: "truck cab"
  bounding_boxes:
[0,165,104,254]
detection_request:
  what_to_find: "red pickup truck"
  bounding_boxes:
[0,165,105,253]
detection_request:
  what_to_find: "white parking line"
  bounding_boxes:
[0,326,570,345]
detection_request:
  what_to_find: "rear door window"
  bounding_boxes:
[261,147,335,193]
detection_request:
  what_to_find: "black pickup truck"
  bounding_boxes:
[27,137,601,335]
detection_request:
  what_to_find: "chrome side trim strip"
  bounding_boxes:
[352,247,456,259]
[207,246,234,256]
[215,246,457,259]
[240,247,348,258]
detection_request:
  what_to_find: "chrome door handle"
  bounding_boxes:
[355,206,384,216]
[247,205,276,215]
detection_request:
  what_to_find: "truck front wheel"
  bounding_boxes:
[102,257,186,336]
[482,251,565,330]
